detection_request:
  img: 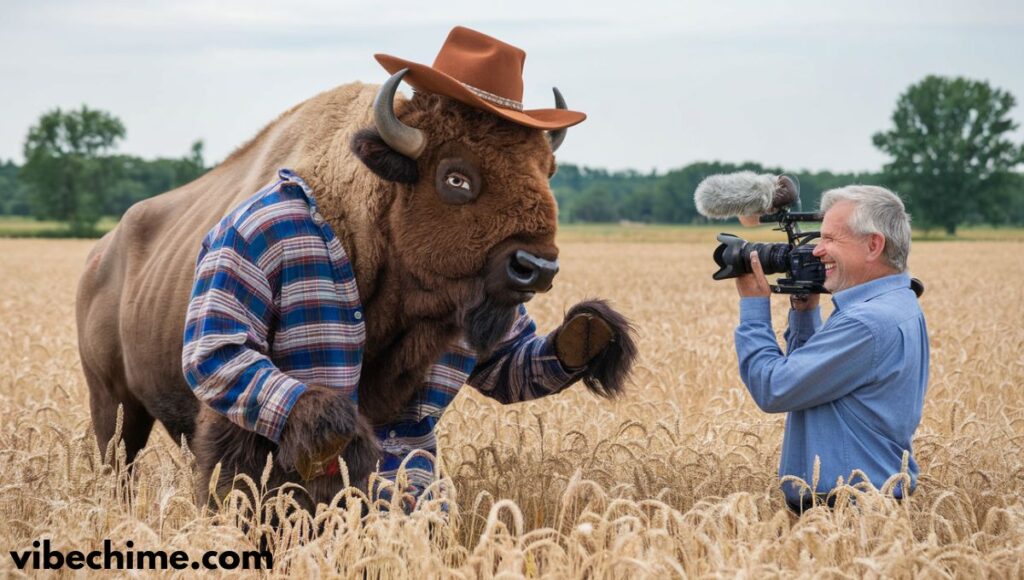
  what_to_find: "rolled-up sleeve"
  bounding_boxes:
[735,297,876,414]
[467,306,582,404]
[182,225,306,442]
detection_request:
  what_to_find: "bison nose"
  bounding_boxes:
[507,250,559,293]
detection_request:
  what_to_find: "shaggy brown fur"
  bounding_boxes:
[351,128,419,184]
[76,82,569,508]
[194,386,380,510]
[556,300,638,399]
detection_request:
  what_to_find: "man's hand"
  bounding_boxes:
[738,214,762,227]
[790,293,820,311]
[735,251,771,298]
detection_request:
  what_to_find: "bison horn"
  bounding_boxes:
[373,69,426,159]
[547,87,569,153]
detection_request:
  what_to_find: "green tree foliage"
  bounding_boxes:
[552,161,885,224]
[0,160,30,216]
[104,140,207,215]
[1004,173,1024,226]
[7,95,1021,231]
[20,106,126,234]
[7,108,207,231]
[567,184,619,222]
[551,166,659,222]
[873,76,1024,235]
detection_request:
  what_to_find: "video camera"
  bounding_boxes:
[695,173,826,297]
[712,207,827,296]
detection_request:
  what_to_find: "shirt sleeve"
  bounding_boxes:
[735,297,876,413]
[783,306,822,353]
[181,225,306,443]
[466,305,583,404]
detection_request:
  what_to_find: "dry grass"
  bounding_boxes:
[0,234,1022,578]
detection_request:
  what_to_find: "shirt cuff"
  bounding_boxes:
[254,376,308,443]
[541,333,585,386]
[739,296,772,323]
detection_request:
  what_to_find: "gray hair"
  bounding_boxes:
[819,185,912,272]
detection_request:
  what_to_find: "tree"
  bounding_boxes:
[102,140,208,216]
[873,76,1024,235]
[567,184,619,222]
[0,160,31,216]
[21,106,126,234]
[177,139,207,185]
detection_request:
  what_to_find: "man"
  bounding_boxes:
[733,185,929,513]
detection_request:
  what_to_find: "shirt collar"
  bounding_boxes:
[278,168,319,209]
[831,272,910,311]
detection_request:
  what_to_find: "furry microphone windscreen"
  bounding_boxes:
[694,171,778,219]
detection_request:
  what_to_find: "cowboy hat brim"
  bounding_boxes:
[375,54,586,131]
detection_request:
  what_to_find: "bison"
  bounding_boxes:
[76,26,637,510]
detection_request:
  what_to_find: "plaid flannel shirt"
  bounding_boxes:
[182,169,579,493]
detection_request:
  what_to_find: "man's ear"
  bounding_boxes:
[866,232,887,262]
[350,128,419,184]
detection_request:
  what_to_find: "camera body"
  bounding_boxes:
[712,209,828,296]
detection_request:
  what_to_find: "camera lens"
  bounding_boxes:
[748,242,791,276]
[712,234,791,280]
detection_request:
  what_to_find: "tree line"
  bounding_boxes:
[555,76,1024,233]
[551,162,886,225]
[2,75,1022,235]
[1,106,207,235]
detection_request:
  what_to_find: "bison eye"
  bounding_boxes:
[435,157,482,205]
[445,172,471,190]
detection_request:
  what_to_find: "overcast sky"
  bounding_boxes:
[2,0,1022,174]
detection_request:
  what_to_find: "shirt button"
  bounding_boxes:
[389,430,397,438]
[354,310,363,320]
[311,212,324,225]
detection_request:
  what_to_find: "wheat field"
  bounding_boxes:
[1,234,1022,578]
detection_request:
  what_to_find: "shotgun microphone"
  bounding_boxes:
[694,172,799,219]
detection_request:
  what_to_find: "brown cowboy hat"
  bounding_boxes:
[375,26,586,130]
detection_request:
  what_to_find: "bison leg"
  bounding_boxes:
[78,236,157,470]
[193,407,325,514]
[85,364,155,468]
[193,386,381,513]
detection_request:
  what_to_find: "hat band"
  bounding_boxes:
[459,81,524,112]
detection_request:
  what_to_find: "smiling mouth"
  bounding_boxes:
[824,263,836,275]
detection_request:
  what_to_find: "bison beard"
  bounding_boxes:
[464,296,519,357]
[355,294,518,424]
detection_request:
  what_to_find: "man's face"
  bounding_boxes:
[811,201,873,293]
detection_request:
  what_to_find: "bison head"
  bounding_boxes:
[350,69,571,355]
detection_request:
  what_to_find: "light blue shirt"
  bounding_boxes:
[735,273,929,504]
